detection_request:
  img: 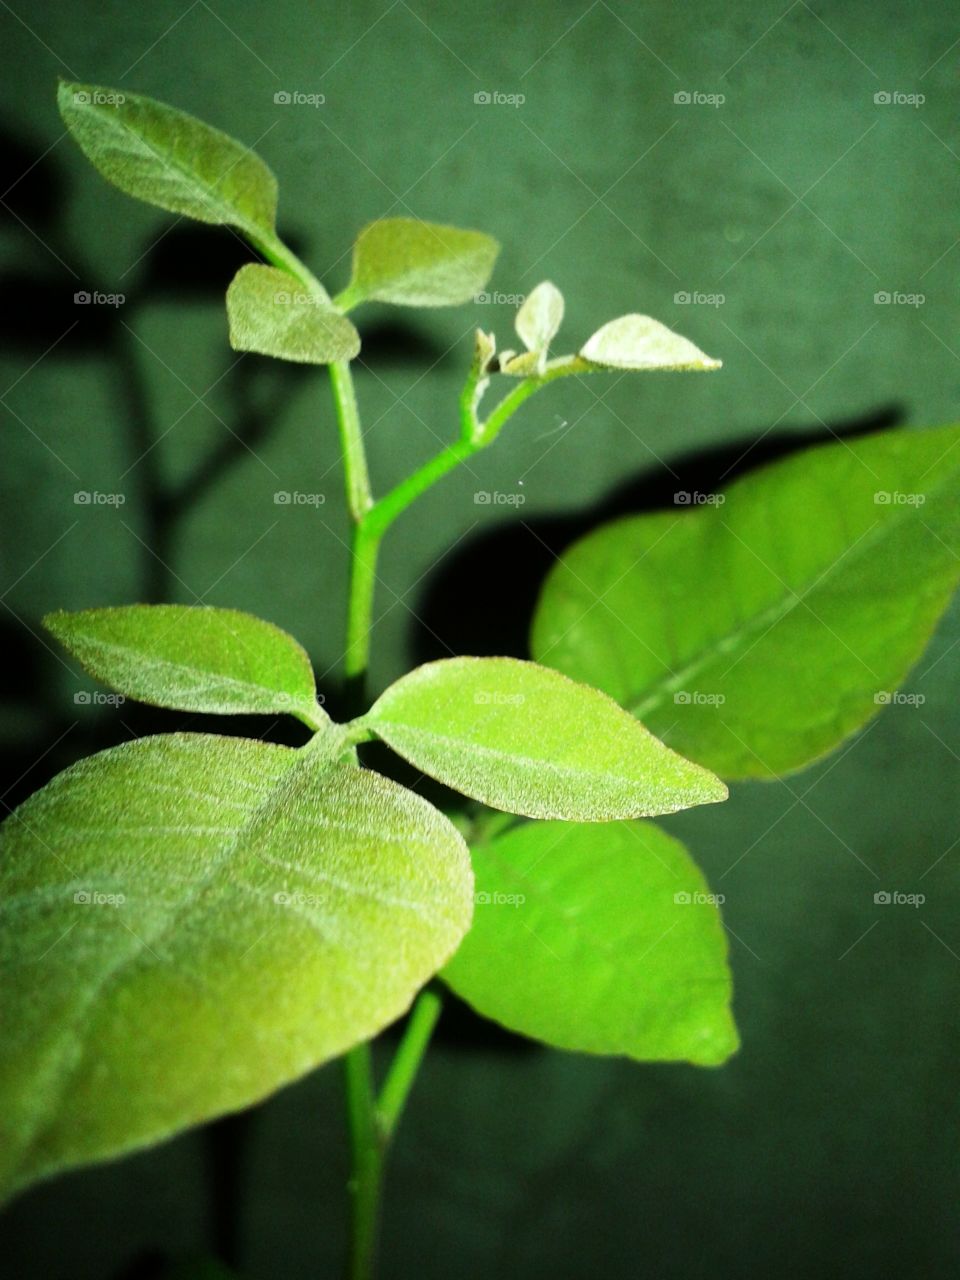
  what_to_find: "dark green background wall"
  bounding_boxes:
[1,1,958,1276]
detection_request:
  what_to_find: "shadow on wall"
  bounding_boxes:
[409,405,905,667]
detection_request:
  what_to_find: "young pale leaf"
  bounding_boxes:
[444,818,738,1066]
[473,328,497,376]
[498,350,544,378]
[57,82,277,237]
[341,218,499,308]
[515,281,564,356]
[580,314,721,371]
[532,423,960,778]
[364,657,726,820]
[227,265,360,364]
[0,734,472,1201]
[45,604,325,727]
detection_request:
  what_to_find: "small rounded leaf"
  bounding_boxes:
[474,328,497,375]
[515,281,564,355]
[342,218,499,308]
[498,351,544,378]
[580,314,721,371]
[227,265,360,364]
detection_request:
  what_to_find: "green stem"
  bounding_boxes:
[365,439,478,538]
[330,360,373,522]
[342,989,443,1280]
[253,230,567,1277]
[344,517,382,685]
[363,363,579,543]
[343,1044,384,1280]
[247,231,372,524]
[377,989,443,1133]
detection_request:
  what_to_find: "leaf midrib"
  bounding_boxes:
[8,740,301,1183]
[73,633,316,715]
[626,462,960,722]
[93,101,266,233]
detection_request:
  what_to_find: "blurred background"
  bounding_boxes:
[1,1,958,1276]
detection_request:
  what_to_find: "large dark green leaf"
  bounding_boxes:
[444,818,737,1066]
[532,424,960,777]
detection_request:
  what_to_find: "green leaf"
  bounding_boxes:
[532,423,960,778]
[0,734,472,1200]
[58,82,278,237]
[580,314,721,371]
[444,818,737,1066]
[226,265,360,364]
[339,218,499,309]
[363,657,727,819]
[498,350,545,378]
[515,281,564,356]
[45,605,326,727]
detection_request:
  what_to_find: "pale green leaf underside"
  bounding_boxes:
[342,218,499,308]
[227,265,360,364]
[532,423,960,778]
[515,281,564,354]
[443,818,737,1066]
[499,350,544,377]
[44,605,326,727]
[365,657,727,820]
[580,314,721,371]
[58,82,277,237]
[0,734,472,1200]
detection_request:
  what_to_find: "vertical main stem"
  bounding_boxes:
[337,375,446,1280]
[330,361,373,523]
[339,376,384,1278]
[344,517,382,687]
[344,1044,385,1280]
